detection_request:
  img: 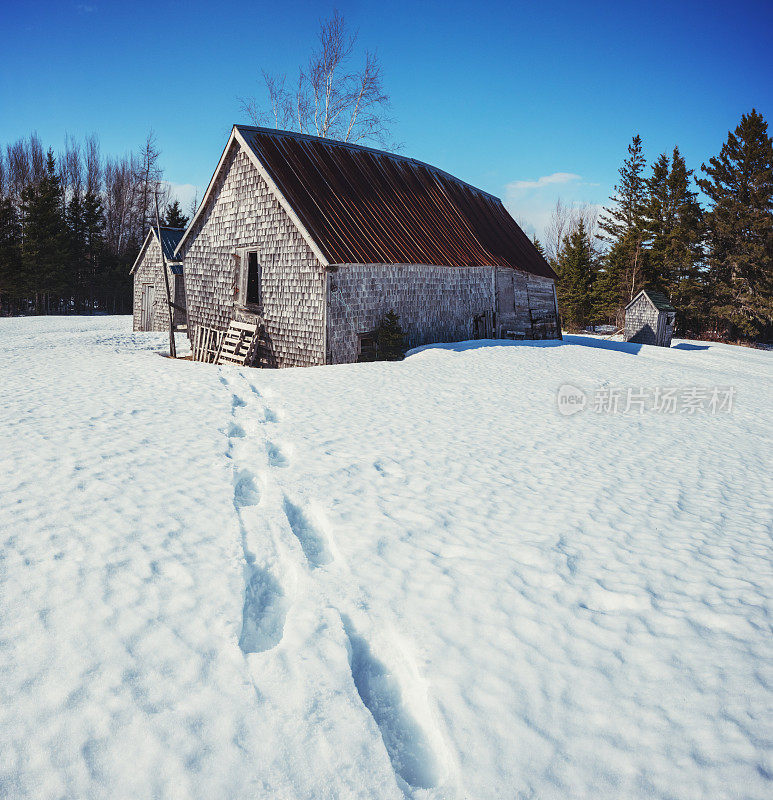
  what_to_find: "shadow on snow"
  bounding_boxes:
[409,335,713,358]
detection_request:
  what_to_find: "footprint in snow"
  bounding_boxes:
[234,470,260,507]
[283,497,332,567]
[227,422,246,439]
[341,616,440,791]
[266,440,289,468]
[238,567,287,655]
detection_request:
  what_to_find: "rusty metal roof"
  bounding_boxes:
[235,126,556,279]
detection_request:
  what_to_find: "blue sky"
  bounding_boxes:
[2,0,771,237]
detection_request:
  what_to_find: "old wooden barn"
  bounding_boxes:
[131,226,186,333]
[150,126,562,366]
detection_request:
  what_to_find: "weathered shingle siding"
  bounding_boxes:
[625,295,659,345]
[327,264,560,363]
[180,144,326,368]
[328,263,493,363]
[132,238,185,331]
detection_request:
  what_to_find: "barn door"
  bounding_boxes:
[141,284,154,330]
[495,269,516,337]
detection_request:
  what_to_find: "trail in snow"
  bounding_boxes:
[221,374,290,657]
[220,366,446,797]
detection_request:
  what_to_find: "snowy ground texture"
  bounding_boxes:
[1,316,771,800]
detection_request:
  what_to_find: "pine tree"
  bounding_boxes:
[20,150,67,313]
[83,189,105,311]
[556,220,595,331]
[67,191,86,310]
[532,236,547,259]
[0,197,23,313]
[643,152,671,290]
[164,200,189,229]
[643,146,706,333]
[376,311,406,360]
[698,109,773,338]
[597,135,648,325]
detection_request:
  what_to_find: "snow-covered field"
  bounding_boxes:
[1,316,771,800]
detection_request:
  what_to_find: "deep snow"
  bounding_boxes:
[0,316,771,800]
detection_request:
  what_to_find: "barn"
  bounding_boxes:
[131,226,186,332]
[173,125,561,367]
[624,289,676,347]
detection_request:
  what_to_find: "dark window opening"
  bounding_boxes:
[357,333,378,362]
[246,252,261,306]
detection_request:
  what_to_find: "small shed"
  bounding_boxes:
[624,289,676,347]
[130,227,186,332]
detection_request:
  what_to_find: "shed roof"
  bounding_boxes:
[158,227,186,263]
[626,289,676,313]
[177,126,556,279]
[130,226,185,275]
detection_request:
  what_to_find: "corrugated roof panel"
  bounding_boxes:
[235,126,556,279]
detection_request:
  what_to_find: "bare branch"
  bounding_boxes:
[239,10,392,146]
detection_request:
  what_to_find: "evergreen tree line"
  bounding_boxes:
[547,110,773,341]
[0,132,190,316]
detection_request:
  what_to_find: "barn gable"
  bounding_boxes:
[176,137,326,367]
[178,126,555,280]
[130,226,184,275]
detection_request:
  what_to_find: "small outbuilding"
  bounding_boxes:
[624,289,676,347]
[131,226,186,332]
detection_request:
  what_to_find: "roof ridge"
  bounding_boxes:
[235,124,502,202]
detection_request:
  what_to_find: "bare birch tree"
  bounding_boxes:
[84,134,101,197]
[6,140,31,204]
[545,198,600,263]
[240,10,392,145]
[131,132,164,237]
[60,135,83,202]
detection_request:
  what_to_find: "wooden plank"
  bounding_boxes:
[230,320,259,332]
[215,320,259,366]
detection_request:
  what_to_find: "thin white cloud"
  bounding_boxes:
[507,172,581,192]
[502,171,605,241]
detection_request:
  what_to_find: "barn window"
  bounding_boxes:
[357,332,378,362]
[245,252,261,305]
[238,249,261,308]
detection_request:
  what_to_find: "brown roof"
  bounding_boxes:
[235,126,556,280]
